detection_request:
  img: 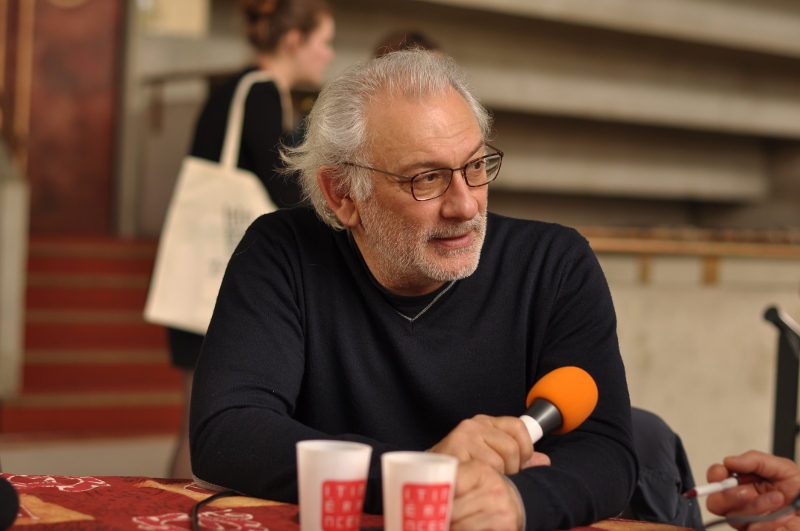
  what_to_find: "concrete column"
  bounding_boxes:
[0,145,29,400]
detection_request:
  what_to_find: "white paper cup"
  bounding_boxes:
[381,452,458,531]
[296,440,373,531]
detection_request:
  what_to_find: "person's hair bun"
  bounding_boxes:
[242,0,280,22]
[258,0,279,16]
[241,0,330,53]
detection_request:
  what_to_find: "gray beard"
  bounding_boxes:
[358,200,487,292]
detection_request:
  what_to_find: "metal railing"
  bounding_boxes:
[765,306,800,460]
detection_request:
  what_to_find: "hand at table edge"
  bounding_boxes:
[706,450,800,531]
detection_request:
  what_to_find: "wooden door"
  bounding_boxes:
[1,0,125,235]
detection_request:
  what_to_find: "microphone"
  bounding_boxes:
[0,476,19,531]
[520,366,598,444]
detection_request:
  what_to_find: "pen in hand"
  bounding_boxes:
[683,473,762,498]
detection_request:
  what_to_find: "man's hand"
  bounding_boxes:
[450,460,526,531]
[706,450,800,531]
[429,414,548,474]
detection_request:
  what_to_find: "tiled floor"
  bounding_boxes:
[0,435,177,478]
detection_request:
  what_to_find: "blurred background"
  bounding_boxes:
[0,0,799,521]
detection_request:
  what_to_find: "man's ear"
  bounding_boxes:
[317,166,361,228]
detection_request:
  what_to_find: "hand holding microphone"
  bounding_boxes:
[430,366,599,475]
[442,367,599,531]
[430,366,598,476]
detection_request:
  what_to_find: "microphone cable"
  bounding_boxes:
[704,493,800,529]
[191,490,239,531]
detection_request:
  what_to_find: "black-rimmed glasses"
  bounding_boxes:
[343,144,503,201]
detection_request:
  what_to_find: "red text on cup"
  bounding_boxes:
[321,479,366,531]
[402,483,451,531]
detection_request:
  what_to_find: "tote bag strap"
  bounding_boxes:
[219,69,274,170]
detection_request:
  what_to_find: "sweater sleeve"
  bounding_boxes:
[188,218,396,511]
[508,233,638,531]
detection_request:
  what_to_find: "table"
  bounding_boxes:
[3,473,691,531]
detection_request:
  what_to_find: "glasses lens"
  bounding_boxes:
[464,154,501,186]
[412,169,450,200]
[484,154,501,182]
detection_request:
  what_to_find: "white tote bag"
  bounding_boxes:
[144,70,278,334]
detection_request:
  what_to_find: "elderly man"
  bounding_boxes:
[190,50,636,531]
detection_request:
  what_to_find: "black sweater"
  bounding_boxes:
[190,207,637,531]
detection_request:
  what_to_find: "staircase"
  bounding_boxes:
[0,238,184,437]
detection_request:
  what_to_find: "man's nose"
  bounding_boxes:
[439,171,480,220]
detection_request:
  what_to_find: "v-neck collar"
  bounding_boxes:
[346,231,454,321]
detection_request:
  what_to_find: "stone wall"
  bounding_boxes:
[601,251,800,518]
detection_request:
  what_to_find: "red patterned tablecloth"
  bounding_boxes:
[2,473,689,531]
[3,473,383,531]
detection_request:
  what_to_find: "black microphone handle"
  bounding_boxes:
[0,476,19,531]
[522,398,563,439]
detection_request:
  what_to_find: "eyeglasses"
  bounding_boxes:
[343,144,504,201]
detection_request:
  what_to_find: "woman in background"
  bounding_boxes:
[167,0,335,479]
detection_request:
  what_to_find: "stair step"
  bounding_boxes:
[0,390,182,434]
[25,349,169,364]
[8,237,178,438]
[28,238,157,259]
[26,322,166,350]
[0,407,183,435]
[28,274,150,289]
[27,286,149,310]
[0,391,183,435]
[27,310,147,324]
[28,256,155,276]
[22,364,182,393]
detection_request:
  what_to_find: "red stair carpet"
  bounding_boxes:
[0,238,183,437]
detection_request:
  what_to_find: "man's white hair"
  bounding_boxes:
[281,49,493,229]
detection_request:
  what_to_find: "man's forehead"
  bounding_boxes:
[364,87,481,163]
[365,85,464,116]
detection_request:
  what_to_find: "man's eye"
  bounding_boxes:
[469,159,486,172]
[416,171,446,185]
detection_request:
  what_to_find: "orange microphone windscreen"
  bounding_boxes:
[525,366,598,434]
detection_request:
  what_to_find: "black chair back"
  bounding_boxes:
[765,306,800,460]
